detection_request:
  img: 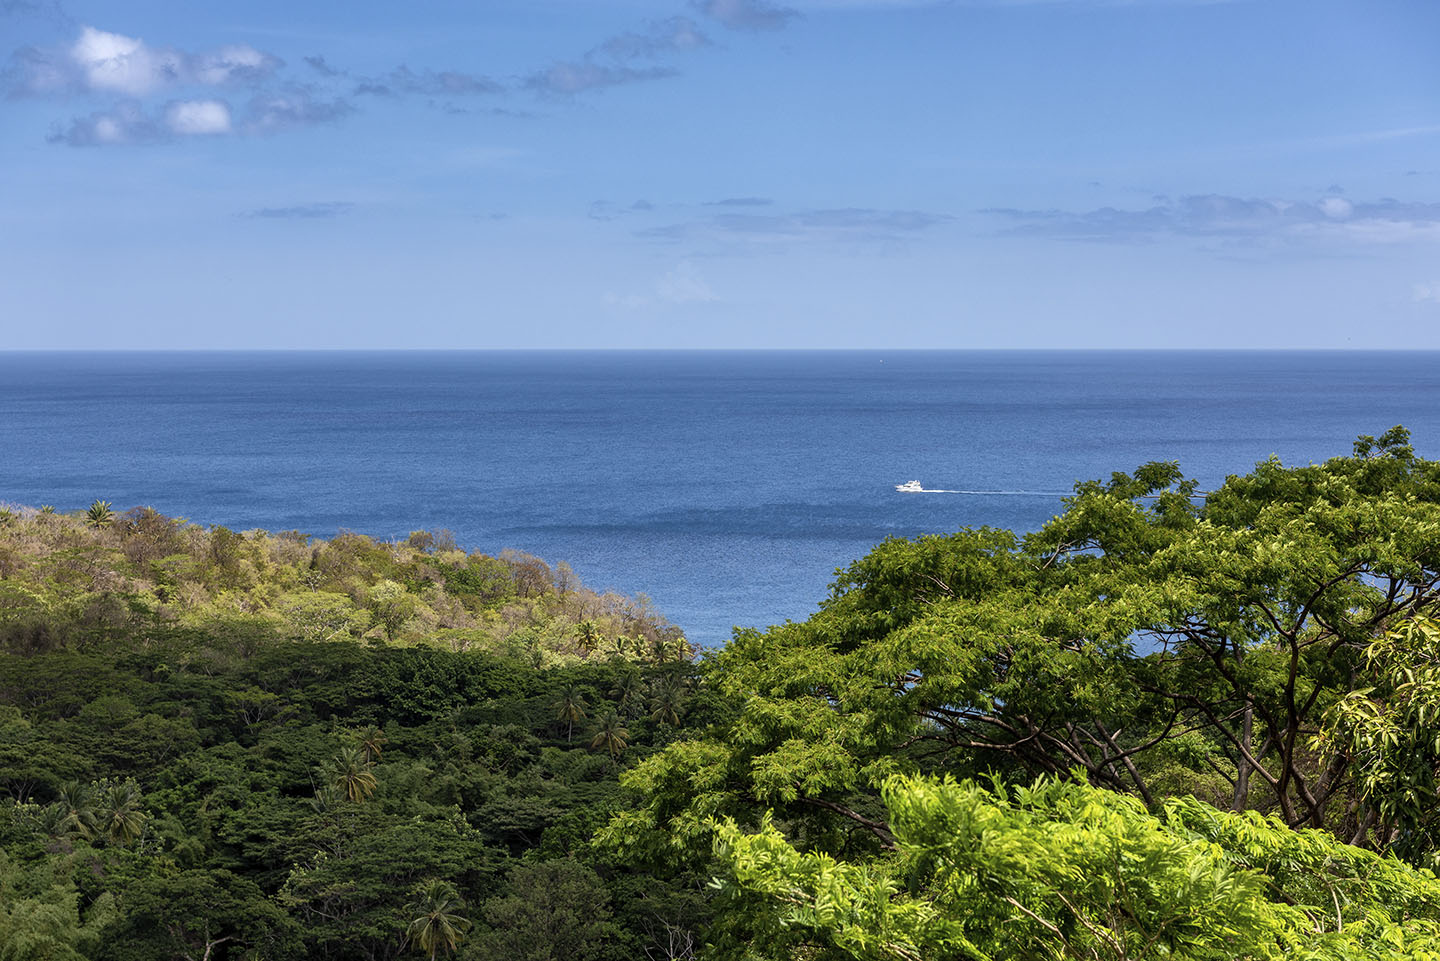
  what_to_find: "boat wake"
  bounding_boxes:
[896,482,1067,496]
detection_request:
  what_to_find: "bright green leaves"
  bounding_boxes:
[1320,616,1440,865]
[711,774,1440,961]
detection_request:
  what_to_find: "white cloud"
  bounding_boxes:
[72,26,181,95]
[12,25,280,98]
[165,98,231,135]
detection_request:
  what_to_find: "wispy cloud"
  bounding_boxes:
[588,200,658,221]
[604,261,720,310]
[526,15,711,96]
[706,196,773,206]
[694,0,800,31]
[640,206,951,245]
[525,61,676,96]
[242,85,352,132]
[48,84,349,145]
[352,64,501,98]
[983,193,1440,246]
[244,201,354,219]
[595,17,710,60]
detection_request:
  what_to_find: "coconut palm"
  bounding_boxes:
[648,674,686,727]
[97,778,146,845]
[406,879,471,960]
[610,669,645,719]
[54,782,98,840]
[356,725,388,763]
[330,746,378,803]
[85,500,113,529]
[574,619,601,654]
[589,711,629,762]
[555,684,587,744]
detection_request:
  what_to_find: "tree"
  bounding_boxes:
[479,861,614,961]
[357,725,388,763]
[100,869,299,961]
[606,430,1440,866]
[404,880,470,960]
[648,674,686,727]
[84,501,113,529]
[709,773,1440,961]
[368,579,418,641]
[0,851,116,961]
[590,712,629,762]
[1320,615,1440,866]
[555,684,588,744]
[327,746,378,803]
[611,669,646,720]
[95,778,146,845]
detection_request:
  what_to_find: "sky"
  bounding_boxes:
[2,0,1439,349]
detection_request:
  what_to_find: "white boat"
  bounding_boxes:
[895,480,924,493]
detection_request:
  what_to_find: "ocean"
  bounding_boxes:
[3,350,1438,646]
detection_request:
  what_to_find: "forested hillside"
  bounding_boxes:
[0,510,711,960]
[6,429,1440,959]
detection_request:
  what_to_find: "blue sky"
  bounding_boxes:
[2,0,1439,348]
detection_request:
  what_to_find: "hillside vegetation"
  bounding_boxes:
[6,429,1440,960]
[0,504,689,665]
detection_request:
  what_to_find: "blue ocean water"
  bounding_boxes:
[3,350,1439,646]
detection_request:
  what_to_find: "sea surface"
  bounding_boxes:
[3,350,1439,646]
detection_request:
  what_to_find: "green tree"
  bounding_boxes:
[1320,615,1440,866]
[84,501,113,529]
[0,852,115,961]
[100,869,298,961]
[709,774,1440,961]
[555,684,588,744]
[404,879,470,960]
[607,431,1440,866]
[610,669,646,720]
[328,746,378,804]
[94,778,146,845]
[368,579,419,641]
[589,712,629,762]
[479,861,614,961]
[647,674,686,727]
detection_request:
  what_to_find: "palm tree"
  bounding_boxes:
[54,782,97,840]
[85,500,113,529]
[589,711,629,762]
[356,725,388,763]
[610,669,645,719]
[97,779,146,845]
[555,684,587,744]
[648,674,686,727]
[405,879,471,960]
[574,619,601,655]
[330,746,378,803]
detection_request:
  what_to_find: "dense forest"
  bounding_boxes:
[6,428,1440,959]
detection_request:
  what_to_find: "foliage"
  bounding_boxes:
[1320,615,1440,867]
[8,431,1440,960]
[611,428,1440,870]
[710,773,1440,961]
